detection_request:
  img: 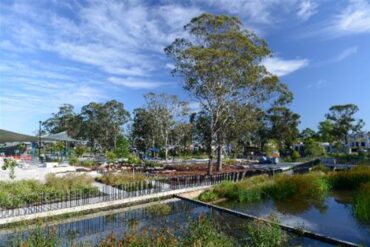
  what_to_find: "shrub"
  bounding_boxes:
[97,172,147,186]
[291,151,300,161]
[353,182,370,221]
[182,216,236,247]
[79,160,96,167]
[246,217,287,247]
[327,165,370,190]
[105,151,117,162]
[68,156,79,166]
[0,174,97,209]
[271,173,329,202]
[198,190,219,202]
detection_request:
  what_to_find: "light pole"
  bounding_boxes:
[38,120,42,161]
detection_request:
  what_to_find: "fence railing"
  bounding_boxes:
[0,171,255,220]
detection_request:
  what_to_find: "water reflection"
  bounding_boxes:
[219,192,370,246]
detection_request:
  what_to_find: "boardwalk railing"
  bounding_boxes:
[0,171,251,220]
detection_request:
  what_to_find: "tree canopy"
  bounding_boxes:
[165,13,292,174]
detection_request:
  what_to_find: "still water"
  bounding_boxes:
[0,198,333,246]
[218,191,370,246]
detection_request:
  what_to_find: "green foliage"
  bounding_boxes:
[270,173,329,202]
[0,174,97,209]
[291,151,300,162]
[105,151,117,162]
[147,203,172,216]
[79,160,96,167]
[199,176,273,203]
[74,146,87,157]
[114,135,129,158]
[353,182,370,221]
[10,226,60,247]
[182,216,236,247]
[127,154,141,165]
[264,107,301,153]
[97,172,147,186]
[303,138,325,157]
[246,217,287,247]
[68,156,79,166]
[263,139,279,157]
[198,190,219,202]
[1,158,17,179]
[165,13,293,174]
[327,165,370,190]
[325,104,364,143]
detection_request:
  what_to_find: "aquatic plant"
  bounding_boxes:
[270,172,329,202]
[353,182,370,221]
[182,216,236,247]
[327,165,370,190]
[246,217,287,247]
[198,190,219,202]
[8,226,60,247]
[199,175,272,203]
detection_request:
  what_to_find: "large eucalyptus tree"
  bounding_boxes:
[165,14,292,174]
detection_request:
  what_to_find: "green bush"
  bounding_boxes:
[97,172,147,186]
[68,156,79,166]
[182,216,236,247]
[353,182,370,221]
[198,190,219,202]
[0,174,98,209]
[246,217,287,247]
[271,173,329,202]
[291,151,300,162]
[79,160,96,167]
[327,165,370,190]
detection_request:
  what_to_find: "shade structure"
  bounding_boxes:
[41,131,79,142]
[0,129,80,143]
[0,129,39,143]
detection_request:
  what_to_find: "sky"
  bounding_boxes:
[0,0,369,135]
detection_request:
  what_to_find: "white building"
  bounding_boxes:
[347,131,370,153]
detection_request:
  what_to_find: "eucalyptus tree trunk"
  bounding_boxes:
[208,153,213,175]
[216,144,222,172]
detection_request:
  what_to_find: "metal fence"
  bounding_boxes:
[0,171,251,219]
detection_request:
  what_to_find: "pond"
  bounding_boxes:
[218,191,370,246]
[0,198,333,247]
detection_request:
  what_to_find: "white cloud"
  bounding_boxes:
[108,77,169,89]
[262,57,309,76]
[335,46,358,61]
[332,0,370,35]
[313,46,358,66]
[297,0,317,21]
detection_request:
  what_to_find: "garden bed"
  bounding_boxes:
[0,174,100,209]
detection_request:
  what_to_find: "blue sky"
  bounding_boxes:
[0,0,369,135]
